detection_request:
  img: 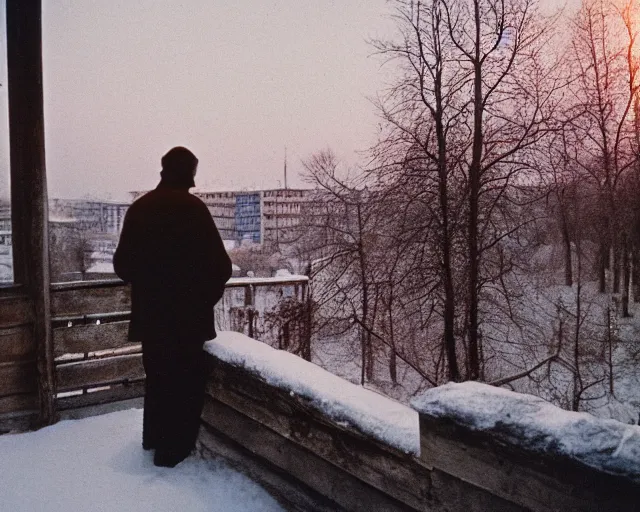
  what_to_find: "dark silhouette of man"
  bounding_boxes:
[114,146,232,467]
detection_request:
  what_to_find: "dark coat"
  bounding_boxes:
[114,182,232,343]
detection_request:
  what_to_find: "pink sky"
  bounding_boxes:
[0,0,395,201]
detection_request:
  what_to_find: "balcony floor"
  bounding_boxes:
[0,408,284,512]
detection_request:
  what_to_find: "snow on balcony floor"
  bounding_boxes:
[0,409,284,512]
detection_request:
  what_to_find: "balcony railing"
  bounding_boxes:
[47,276,309,413]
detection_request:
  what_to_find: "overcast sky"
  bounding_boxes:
[0,0,395,200]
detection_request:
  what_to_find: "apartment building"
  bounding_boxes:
[131,188,315,246]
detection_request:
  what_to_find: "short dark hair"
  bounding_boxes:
[161,146,198,173]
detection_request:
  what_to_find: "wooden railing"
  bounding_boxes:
[48,276,310,413]
[199,334,640,512]
[0,276,310,430]
[50,280,140,412]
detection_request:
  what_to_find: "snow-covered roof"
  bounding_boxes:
[411,382,640,482]
[205,332,420,455]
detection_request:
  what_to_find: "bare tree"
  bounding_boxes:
[371,0,562,381]
[565,0,640,297]
[299,151,380,384]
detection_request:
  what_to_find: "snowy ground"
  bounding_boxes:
[0,409,284,512]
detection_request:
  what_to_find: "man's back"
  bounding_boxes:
[114,186,231,343]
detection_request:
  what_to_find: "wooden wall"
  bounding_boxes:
[199,349,640,512]
[199,355,527,512]
[0,294,38,433]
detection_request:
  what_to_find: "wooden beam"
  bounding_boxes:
[0,392,38,415]
[57,381,145,411]
[53,321,133,357]
[51,285,131,318]
[56,353,144,392]
[6,0,56,424]
[205,361,428,510]
[201,398,415,512]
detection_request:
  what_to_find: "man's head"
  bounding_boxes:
[160,146,198,188]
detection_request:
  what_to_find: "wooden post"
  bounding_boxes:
[6,0,56,425]
[303,283,312,361]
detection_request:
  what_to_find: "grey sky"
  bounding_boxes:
[0,0,396,201]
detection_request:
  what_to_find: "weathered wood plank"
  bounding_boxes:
[0,325,35,362]
[56,353,144,392]
[0,296,33,328]
[53,321,133,357]
[428,468,526,512]
[419,417,637,512]
[198,424,344,512]
[57,381,146,411]
[0,361,37,397]
[205,360,429,511]
[0,393,38,415]
[201,419,526,512]
[201,397,416,512]
[51,285,131,318]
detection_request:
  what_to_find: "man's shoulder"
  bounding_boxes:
[186,193,209,211]
[135,189,210,216]
[130,189,156,207]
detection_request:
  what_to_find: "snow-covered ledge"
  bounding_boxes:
[205,331,419,455]
[198,333,639,512]
[200,332,427,511]
[412,382,640,511]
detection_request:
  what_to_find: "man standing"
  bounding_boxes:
[114,146,232,467]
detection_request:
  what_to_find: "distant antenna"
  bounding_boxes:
[284,146,288,190]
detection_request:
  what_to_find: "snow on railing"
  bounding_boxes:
[205,331,419,455]
[411,381,640,483]
[201,332,640,512]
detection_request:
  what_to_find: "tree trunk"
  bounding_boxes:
[572,240,583,412]
[633,247,640,303]
[387,289,397,385]
[613,239,621,293]
[431,3,459,383]
[467,0,483,381]
[599,240,607,293]
[607,306,615,396]
[356,203,369,385]
[622,233,631,317]
[302,287,312,361]
[561,206,573,286]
